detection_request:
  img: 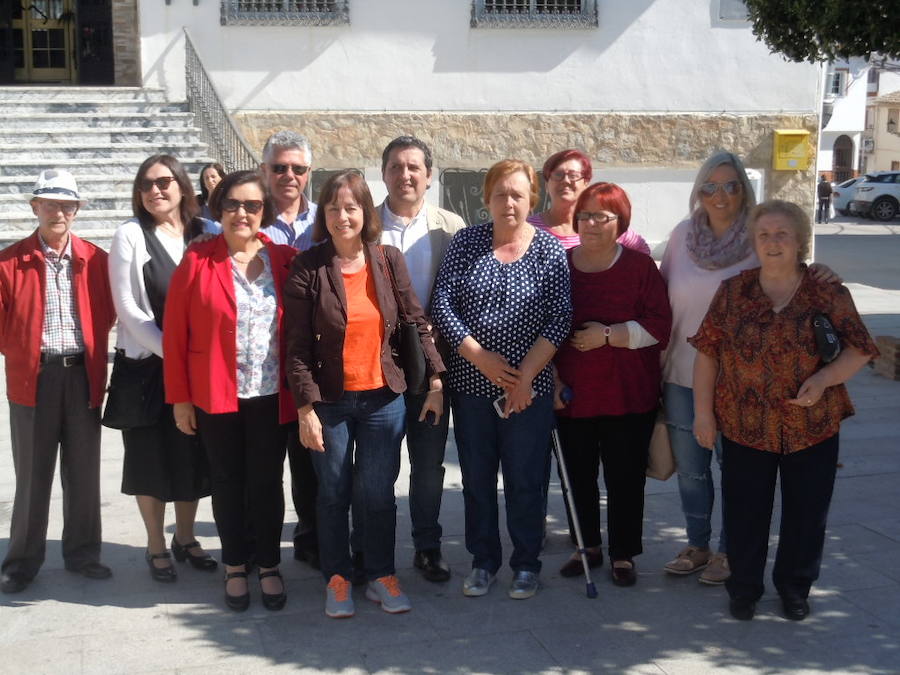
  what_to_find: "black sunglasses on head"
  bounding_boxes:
[269,163,310,176]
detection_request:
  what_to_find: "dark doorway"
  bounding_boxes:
[76,0,112,84]
[832,135,854,183]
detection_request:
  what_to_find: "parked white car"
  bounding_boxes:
[849,171,900,221]
[831,177,861,216]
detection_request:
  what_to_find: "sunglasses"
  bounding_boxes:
[221,198,265,215]
[138,176,176,193]
[699,180,741,197]
[270,163,310,176]
[576,211,618,225]
[549,169,585,182]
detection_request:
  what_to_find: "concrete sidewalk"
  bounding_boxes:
[1,218,899,674]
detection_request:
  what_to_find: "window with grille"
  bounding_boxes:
[220,0,349,26]
[471,0,598,29]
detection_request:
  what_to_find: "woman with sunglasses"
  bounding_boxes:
[660,151,837,586]
[109,155,215,584]
[553,182,671,587]
[527,149,650,254]
[164,170,298,611]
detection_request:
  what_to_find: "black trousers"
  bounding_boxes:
[3,362,102,579]
[722,434,839,603]
[196,395,287,568]
[287,430,318,551]
[556,410,655,560]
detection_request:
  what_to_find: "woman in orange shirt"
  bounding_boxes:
[283,170,445,619]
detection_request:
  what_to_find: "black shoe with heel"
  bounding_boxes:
[171,535,218,571]
[224,570,250,611]
[146,550,177,583]
[259,569,286,611]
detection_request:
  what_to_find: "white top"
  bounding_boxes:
[108,218,184,359]
[232,250,280,398]
[659,217,758,388]
[380,202,433,310]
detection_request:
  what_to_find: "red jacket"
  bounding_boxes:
[0,230,115,408]
[163,233,298,423]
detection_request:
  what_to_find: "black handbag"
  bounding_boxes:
[379,246,428,395]
[813,313,841,364]
[101,351,165,430]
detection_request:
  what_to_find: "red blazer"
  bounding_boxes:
[0,230,115,408]
[163,233,298,423]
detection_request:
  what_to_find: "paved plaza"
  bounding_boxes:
[1,217,899,674]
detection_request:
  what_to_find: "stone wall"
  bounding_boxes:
[111,0,140,86]
[235,111,819,210]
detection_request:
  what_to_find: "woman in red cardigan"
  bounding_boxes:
[163,170,297,612]
[553,182,672,587]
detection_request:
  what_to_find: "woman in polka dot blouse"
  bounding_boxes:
[431,159,572,600]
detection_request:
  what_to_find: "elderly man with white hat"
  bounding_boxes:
[0,169,116,594]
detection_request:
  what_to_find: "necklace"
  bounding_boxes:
[764,272,803,313]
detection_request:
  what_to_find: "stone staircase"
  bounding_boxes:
[0,86,213,248]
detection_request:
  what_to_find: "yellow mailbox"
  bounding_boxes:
[773,129,811,171]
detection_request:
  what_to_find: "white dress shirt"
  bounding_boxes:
[380,202,433,311]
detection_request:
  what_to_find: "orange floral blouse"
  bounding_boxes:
[689,267,878,454]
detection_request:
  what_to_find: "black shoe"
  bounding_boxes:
[414,548,451,583]
[225,570,250,611]
[145,550,177,583]
[560,549,603,578]
[729,598,757,621]
[293,545,320,570]
[351,551,367,587]
[65,560,112,580]
[171,535,218,571]
[610,559,637,587]
[0,571,30,594]
[259,569,287,611]
[782,596,810,621]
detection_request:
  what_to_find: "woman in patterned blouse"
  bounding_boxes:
[432,159,572,600]
[690,200,877,622]
[164,171,298,612]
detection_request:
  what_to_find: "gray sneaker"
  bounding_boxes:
[325,574,355,618]
[508,570,539,599]
[462,568,496,597]
[365,575,412,614]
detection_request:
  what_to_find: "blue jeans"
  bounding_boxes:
[451,391,554,575]
[310,388,405,581]
[663,383,726,552]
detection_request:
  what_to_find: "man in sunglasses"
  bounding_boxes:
[259,130,321,569]
[0,169,116,594]
[260,130,318,251]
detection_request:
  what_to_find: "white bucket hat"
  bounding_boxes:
[29,169,87,206]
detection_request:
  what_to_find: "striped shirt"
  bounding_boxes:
[39,234,84,355]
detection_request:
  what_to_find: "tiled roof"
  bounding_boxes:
[873,89,900,105]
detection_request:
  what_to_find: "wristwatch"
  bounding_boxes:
[603,326,612,345]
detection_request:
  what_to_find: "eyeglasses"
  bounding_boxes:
[699,180,742,197]
[549,170,585,182]
[576,212,618,225]
[269,163,310,176]
[138,176,176,193]
[36,200,78,215]
[221,198,265,215]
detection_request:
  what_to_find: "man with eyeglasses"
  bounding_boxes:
[0,170,116,594]
[259,130,321,569]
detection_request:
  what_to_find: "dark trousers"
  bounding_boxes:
[196,395,287,568]
[287,429,318,552]
[722,434,839,603]
[2,362,102,579]
[816,197,830,223]
[451,391,554,575]
[556,411,655,560]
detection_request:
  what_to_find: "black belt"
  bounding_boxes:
[40,352,85,367]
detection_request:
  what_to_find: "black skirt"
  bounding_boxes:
[121,403,211,502]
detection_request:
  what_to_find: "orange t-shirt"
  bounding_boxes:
[342,264,386,391]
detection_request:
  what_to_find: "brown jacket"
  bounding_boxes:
[284,240,445,409]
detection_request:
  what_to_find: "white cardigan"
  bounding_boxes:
[108,218,181,359]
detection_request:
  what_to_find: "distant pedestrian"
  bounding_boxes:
[816,175,833,224]
[0,170,116,594]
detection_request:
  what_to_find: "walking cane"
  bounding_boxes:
[551,427,598,599]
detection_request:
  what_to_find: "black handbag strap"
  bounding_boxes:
[377,245,406,323]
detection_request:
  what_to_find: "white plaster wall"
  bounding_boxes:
[822,59,868,133]
[141,0,818,113]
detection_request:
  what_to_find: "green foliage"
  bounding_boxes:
[743,0,900,63]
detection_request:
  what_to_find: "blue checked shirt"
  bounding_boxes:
[39,234,85,355]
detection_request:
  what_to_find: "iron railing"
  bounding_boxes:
[183,28,260,172]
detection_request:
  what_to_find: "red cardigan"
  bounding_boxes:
[0,230,115,408]
[163,233,298,423]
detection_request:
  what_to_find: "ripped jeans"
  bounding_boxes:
[662,383,726,553]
